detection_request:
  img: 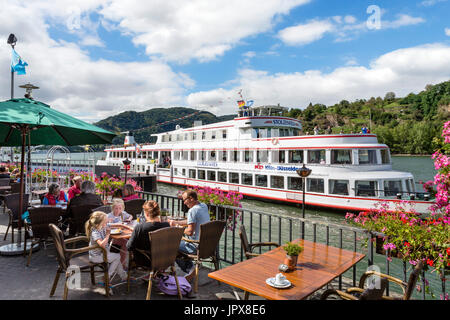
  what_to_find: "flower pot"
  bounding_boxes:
[283,255,298,271]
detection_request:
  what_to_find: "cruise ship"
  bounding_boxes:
[97,104,434,214]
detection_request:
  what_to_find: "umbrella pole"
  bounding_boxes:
[17,129,26,247]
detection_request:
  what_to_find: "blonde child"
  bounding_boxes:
[107,198,133,269]
[85,211,127,284]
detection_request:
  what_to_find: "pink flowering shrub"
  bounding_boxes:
[95,172,142,199]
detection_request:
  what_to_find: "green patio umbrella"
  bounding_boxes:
[0,98,116,255]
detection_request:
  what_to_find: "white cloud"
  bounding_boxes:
[445,28,450,36]
[382,14,425,29]
[420,0,447,7]
[187,44,450,115]
[278,20,334,46]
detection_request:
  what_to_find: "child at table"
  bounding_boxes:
[85,211,128,284]
[107,198,133,269]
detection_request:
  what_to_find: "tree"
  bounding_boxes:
[384,91,396,102]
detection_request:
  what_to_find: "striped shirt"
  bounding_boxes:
[89,227,109,258]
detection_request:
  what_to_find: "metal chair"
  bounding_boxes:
[239,225,279,259]
[124,198,146,219]
[320,261,424,300]
[92,205,111,214]
[127,227,184,300]
[178,220,226,293]
[67,204,102,237]
[48,223,110,299]
[3,193,30,243]
[24,206,63,266]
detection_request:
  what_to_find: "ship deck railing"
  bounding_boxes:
[139,190,448,300]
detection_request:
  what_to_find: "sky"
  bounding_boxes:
[0,0,449,123]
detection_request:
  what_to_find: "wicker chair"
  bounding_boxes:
[92,205,111,214]
[10,182,21,194]
[48,223,110,299]
[239,225,279,259]
[24,206,63,266]
[67,204,103,237]
[127,227,184,300]
[320,261,424,300]
[321,278,388,300]
[0,178,10,186]
[177,220,226,293]
[3,193,30,243]
[124,198,146,219]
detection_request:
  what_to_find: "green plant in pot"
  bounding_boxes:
[283,242,303,271]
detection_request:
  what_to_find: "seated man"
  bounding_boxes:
[0,166,10,179]
[43,183,68,205]
[63,180,103,234]
[68,176,82,200]
[170,190,210,277]
[126,200,169,267]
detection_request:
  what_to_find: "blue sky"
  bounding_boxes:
[0,0,449,122]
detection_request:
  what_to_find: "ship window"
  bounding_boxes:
[270,176,284,189]
[185,133,189,141]
[174,151,180,160]
[255,175,268,187]
[202,132,206,140]
[288,150,303,163]
[329,179,349,195]
[209,150,216,161]
[232,150,240,162]
[272,128,279,137]
[307,178,324,193]
[244,150,254,162]
[211,131,216,140]
[198,170,206,180]
[256,150,268,163]
[218,171,227,182]
[222,130,227,139]
[189,169,196,179]
[355,181,377,197]
[207,171,216,181]
[174,168,178,175]
[142,151,147,159]
[267,128,272,138]
[182,168,186,176]
[384,180,402,197]
[280,128,289,137]
[252,128,259,139]
[259,128,267,138]
[219,150,227,162]
[307,150,326,164]
[168,135,172,142]
[381,149,390,164]
[190,150,196,161]
[242,173,253,186]
[273,150,286,163]
[182,151,188,160]
[406,179,414,193]
[229,172,239,184]
[331,150,352,164]
[359,150,377,164]
[200,150,206,161]
[177,134,182,141]
[288,177,303,191]
[154,151,158,159]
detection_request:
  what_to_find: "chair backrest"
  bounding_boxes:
[404,261,424,300]
[28,207,63,239]
[124,199,146,218]
[238,225,251,258]
[197,220,226,259]
[360,278,388,300]
[10,183,21,194]
[92,205,111,214]
[48,223,68,270]
[0,178,10,186]
[4,193,30,219]
[70,204,102,235]
[149,227,184,271]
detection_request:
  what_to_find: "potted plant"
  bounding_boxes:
[283,241,303,271]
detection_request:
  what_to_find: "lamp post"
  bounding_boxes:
[7,34,17,99]
[123,158,131,183]
[296,164,311,238]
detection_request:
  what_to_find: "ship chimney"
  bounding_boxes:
[124,131,136,145]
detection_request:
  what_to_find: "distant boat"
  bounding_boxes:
[98,104,434,214]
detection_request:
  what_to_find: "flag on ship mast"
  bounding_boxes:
[135,143,141,155]
[238,100,245,109]
[246,100,254,107]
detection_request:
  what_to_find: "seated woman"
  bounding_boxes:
[126,200,169,267]
[43,183,68,205]
[122,183,140,201]
[107,198,133,269]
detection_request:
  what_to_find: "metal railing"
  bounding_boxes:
[139,191,448,300]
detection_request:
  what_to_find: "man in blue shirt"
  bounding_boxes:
[170,190,210,275]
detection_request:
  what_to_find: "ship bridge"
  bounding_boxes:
[235,104,302,131]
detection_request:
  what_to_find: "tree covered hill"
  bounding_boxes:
[93,80,449,155]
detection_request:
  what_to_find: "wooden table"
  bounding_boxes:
[208,239,365,300]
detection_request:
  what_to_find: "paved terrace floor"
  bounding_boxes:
[0,208,356,301]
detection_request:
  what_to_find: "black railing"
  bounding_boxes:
[139,191,448,300]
